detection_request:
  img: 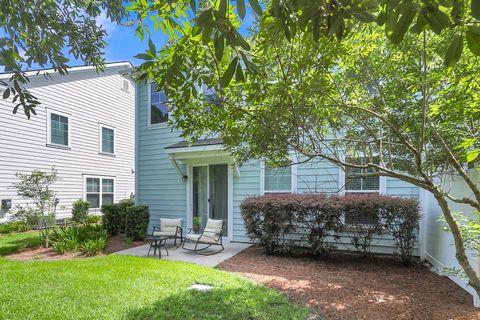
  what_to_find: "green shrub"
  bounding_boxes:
[102,198,135,236]
[50,224,107,255]
[241,194,419,264]
[79,238,107,256]
[85,215,101,224]
[125,205,149,241]
[0,221,30,234]
[72,199,90,224]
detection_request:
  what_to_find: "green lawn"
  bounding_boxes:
[0,231,43,256]
[0,233,308,320]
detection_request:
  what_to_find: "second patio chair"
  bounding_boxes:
[182,218,224,255]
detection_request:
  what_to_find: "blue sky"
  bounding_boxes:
[84,8,256,68]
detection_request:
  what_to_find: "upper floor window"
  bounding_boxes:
[101,126,115,154]
[150,84,168,125]
[47,109,70,147]
[264,164,293,193]
[122,79,130,92]
[85,177,114,209]
[345,158,380,192]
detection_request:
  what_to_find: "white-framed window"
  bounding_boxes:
[344,157,380,192]
[260,161,297,194]
[46,109,71,148]
[148,83,168,126]
[84,176,115,209]
[99,124,115,155]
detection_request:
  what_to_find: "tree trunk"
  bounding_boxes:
[431,189,480,296]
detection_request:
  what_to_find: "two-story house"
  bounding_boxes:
[0,62,135,221]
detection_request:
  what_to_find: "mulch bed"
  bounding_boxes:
[6,235,146,261]
[219,247,480,320]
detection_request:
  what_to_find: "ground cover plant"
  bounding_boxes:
[49,224,107,256]
[0,254,308,320]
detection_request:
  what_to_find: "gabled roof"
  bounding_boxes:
[165,138,223,149]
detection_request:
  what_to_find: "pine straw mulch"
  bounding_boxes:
[6,234,146,261]
[218,247,480,320]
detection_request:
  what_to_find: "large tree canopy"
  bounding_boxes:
[135,7,480,299]
[0,0,126,118]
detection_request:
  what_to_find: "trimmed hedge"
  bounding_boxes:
[101,198,135,236]
[125,205,149,241]
[241,193,419,265]
[72,199,90,224]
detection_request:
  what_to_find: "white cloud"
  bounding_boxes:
[96,11,117,34]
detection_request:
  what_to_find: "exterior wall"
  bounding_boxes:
[422,170,480,306]
[0,63,135,220]
[135,82,186,230]
[135,81,420,251]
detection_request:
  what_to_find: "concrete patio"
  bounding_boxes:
[115,240,251,267]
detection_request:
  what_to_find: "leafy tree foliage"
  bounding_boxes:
[13,168,59,247]
[0,0,126,118]
[135,16,480,298]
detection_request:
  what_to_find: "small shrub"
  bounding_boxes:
[72,199,90,224]
[85,215,101,224]
[0,220,29,234]
[50,224,107,255]
[102,198,135,236]
[79,238,107,256]
[125,205,149,241]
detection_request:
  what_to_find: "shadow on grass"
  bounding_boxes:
[123,285,308,320]
[0,233,43,256]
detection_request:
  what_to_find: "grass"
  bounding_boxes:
[0,231,43,256]
[0,233,309,320]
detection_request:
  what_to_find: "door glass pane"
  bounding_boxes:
[102,127,114,153]
[209,164,228,236]
[193,166,208,231]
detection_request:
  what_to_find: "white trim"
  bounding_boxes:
[83,175,116,210]
[46,108,71,148]
[98,123,116,155]
[147,83,168,128]
[260,160,297,194]
[0,62,133,79]
[379,175,387,194]
[164,145,224,154]
[228,165,234,239]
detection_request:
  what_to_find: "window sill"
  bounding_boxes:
[147,122,168,129]
[99,152,116,157]
[46,143,71,150]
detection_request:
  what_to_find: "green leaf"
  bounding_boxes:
[202,27,213,44]
[221,57,238,88]
[237,0,246,20]
[235,62,244,82]
[219,0,227,18]
[445,34,463,67]
[214,35,224,61]
[197,8,213,26]
[424,9,450,34]
[2,87,10,99]
[472,0,480,20]
[352,11,376,23]
[134,53,153,60]
[148,38,156,55]
[190,0,197,14]
[234,30,251,50]
[248,0,263,15]
[466,26,480,56]
[390,4,416,44]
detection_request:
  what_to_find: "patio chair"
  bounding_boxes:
[151,218,183,248]
[182,218,224,255]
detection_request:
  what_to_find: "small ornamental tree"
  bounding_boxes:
[13,168,59,247]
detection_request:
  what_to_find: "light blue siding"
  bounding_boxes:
[136,82,420,249]
[135,82,186,230]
